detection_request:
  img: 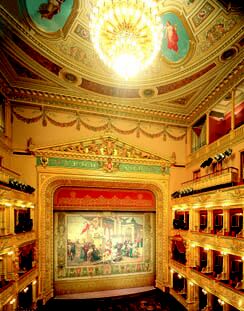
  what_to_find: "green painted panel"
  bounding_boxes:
[119,163,168,174]
[36,157,101,170]
[36,157,169,174]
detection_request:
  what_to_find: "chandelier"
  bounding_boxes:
[90,0,162,79]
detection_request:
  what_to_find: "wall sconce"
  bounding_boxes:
[23,287,29,293]
[218,299,225,306]
[202,289,207,295]
[10,298,16,304]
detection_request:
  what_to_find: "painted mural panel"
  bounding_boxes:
[24,0,74,33]
[160,12,190,63]
[54,212,155,280]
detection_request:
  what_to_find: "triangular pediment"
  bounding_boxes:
[33,135,170,165]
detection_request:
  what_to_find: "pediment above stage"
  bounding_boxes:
[33,135,171,167]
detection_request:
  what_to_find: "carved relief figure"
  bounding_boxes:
[38,0,65,20]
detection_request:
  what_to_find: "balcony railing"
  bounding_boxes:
[182,167,238,191]
[172,167,239,198]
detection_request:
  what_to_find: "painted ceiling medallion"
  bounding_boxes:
[160,11,193,64]
[139,87,158,99]
[220,47,238,62]
[59,68,81,86]
[23,0,74,35]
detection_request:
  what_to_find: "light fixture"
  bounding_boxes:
[224,148,232,157]
[90,0,162,79]
[214,153,225,162]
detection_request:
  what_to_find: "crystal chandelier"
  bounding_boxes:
[90,0,162,79]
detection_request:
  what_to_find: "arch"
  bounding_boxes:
[37,169,169,301]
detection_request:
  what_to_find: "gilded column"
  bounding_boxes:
[169,269,174,288]
[32,280,38,308]
[231,89,236,130]
[4,207,9,234]
[30,207,35,230]
[186,241,194,267]
[187,282,199,310]
[206,292,214,310]
[207,249,213,272]
[222,253,229,280]
[187,126,192,156]
[223,303,231,311]
[9,206,15,234]
[206,111,210,145]
[207,210,213,233]
[241,207,244,238]
[194,246,200,267]
[223,209,230,235]
[193,209,200,232]
[4,98,12,143]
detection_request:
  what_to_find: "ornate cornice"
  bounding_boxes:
[33,135,171,175]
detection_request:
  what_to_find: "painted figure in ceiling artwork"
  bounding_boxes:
[161,12,190,63]
[164,21,179,53]
[38,0,65,20]
[24,0,74,33]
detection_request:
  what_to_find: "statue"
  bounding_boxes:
[38,0,65,20]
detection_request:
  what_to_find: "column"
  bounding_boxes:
[222,254,230,280]
[186,281,194,303]
[241,208,244,238]
[207,210,213,233]
[169,269,174,288]
[223,209,230,235]
[242,258,244,282]
[32,280,38,309]
[186,242,195,268]
[3,254,7,280]
[194,246,200,268]
[186,127,192,156]
[231,89,236,130]
[187,282,199,310]
[4,98,12,142]
[30,207,35,231]
[9,206,15,234]
[4,207,9,235]
[207,249,213,272]
[7,252,14,280]
[191,209,199,231]
[207,292,214,310]
[223,304,231,311]
[206,111,210,145]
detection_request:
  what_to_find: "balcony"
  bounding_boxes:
[172,167,238,199]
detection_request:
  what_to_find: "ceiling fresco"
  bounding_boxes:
[0,0,243,125]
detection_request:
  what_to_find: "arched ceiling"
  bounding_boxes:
[0,0,243,126]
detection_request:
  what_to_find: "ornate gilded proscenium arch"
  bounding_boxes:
[34,136,171,301]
